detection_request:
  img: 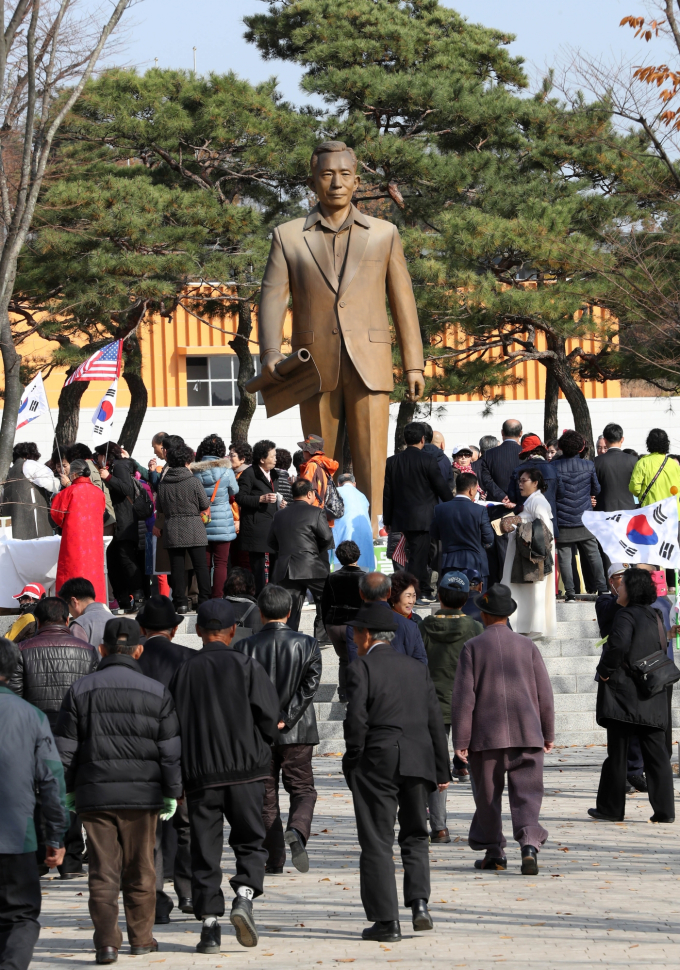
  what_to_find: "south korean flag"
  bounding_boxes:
[583,497,680,567]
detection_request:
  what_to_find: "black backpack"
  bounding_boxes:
[127,478,154,521]
[324,476,344,519]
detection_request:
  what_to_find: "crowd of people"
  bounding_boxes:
[0,416,679,966]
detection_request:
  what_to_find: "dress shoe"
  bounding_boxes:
[179,897,194,914]
[521,845,539,875]
[230,896,259,947]
[130,940,158,955]
[474,852,507,870]
[451,767,469,781]
[588,808,624,822]
[628,773,648,793]
[196,921,221,954]
[60,870,84,880]
[95,947,118,964]
[650,814,675,823]
[265,865,284,874]
[176,605,189,615]
[362,920,402,942]
[430,828,451,844]
[285,828,309,873]
[154,913,171,924]
[411,899,433,931]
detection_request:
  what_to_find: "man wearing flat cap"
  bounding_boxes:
[54,617,182,965]
[451,585,555,876]
[169,599,280,954]
[343,604,450,943]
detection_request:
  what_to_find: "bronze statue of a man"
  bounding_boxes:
[258,140,425,528]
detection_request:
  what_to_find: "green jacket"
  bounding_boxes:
[629,453,680,513]
[418,609,483,723]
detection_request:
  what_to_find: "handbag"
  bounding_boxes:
[628,613,680,698]
[200,478,221,525]
[127,479,154,520]
[324,475,345,519]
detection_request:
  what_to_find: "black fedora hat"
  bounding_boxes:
[473,584,517,618]
[348,603,399,632]
[136,593,184,630]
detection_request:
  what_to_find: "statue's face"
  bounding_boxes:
[308,151,360,209]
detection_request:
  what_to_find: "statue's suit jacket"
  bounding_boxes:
[258,204,424,393]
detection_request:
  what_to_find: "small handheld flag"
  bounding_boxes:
[92,379,118,443]
[16,372,49,429]
[65,340,122,386]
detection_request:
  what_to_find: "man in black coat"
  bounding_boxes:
[55,617,182,965]
[169,600,280,954]
[235,585,322,875]
[267,478,334,633]
[421,424,454,491]
[343,606,451,942]
[477,419,522,502]
[137,594,195,923]
[383,421,453,604]
[593,423,638,512]
[320,539,365,701]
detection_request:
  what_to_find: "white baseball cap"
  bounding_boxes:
[607,562,630,579]
[451,443,473,456]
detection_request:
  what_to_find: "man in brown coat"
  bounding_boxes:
[451,584,554,875]
[258,140,425,531]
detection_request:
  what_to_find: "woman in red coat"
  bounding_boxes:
[50,459,107,603]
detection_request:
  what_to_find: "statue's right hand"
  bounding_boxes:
[261,350,286,383]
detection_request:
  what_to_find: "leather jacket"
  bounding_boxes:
[9,624,99,727]
[234,622,322,745]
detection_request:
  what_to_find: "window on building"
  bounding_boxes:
[187,355,263,407]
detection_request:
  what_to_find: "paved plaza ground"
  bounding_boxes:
[34,746,680,970]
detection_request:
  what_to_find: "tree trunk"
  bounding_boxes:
[550,345,594,458]
[543,359,559,443]
[119,373,148,454]
[54,379,89,449]
[394,400,416,452]
[0,305,23,483]
[230,300,257,444]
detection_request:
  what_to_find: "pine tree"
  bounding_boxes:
[245,0,629,453]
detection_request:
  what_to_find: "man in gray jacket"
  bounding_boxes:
[59,577,112,647]
[0,637,67,970]
[452,584,554,875]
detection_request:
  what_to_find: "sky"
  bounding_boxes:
[108,0,658,103]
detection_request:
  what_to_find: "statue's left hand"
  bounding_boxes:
[406,369,425,402]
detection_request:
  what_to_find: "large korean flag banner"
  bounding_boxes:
[583,498,680,568]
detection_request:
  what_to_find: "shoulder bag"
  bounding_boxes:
[639,455,669,504]
[200,478,221,525]
[628,612,680,697]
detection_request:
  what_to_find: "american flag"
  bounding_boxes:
[64,340,122,386]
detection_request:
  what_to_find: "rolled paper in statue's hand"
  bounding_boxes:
[244,349,311,394]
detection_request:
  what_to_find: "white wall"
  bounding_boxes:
[10,395,680,464]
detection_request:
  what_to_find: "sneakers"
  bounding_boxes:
[285,828,309,873]
[230,896,259,947]
[196,921,221,954]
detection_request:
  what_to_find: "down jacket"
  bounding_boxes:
[234,622,322,745]
[191,456,239,543]
[553,455,601,529]
[157,466,209,548]
[54,653,183,813]
[9,625,99,728]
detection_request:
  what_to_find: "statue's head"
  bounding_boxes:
[308,140,360,210]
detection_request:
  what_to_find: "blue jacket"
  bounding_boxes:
[422,443,454,493]
[191,456,239,543]
[347,600,428,665]
[506,458,560,539]
[430,496,495,577]
[553,455,600,529]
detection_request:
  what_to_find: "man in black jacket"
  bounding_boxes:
[321,539,365,701]
[267,478,334,632]
[235,585,322,875]
[594,422,638,513]
[169,599,280,954]
[55,617,182,965]
[383,422,453,604]
[478,419,522,502]
[9,596,99,879]
[344,606,451,943]
[137,594,195,923]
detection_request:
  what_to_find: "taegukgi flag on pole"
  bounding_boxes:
[92,379,118,443]
[583,497,680,568]
[16,372,49,429]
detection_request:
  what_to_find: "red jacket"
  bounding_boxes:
[50,477,106,603]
